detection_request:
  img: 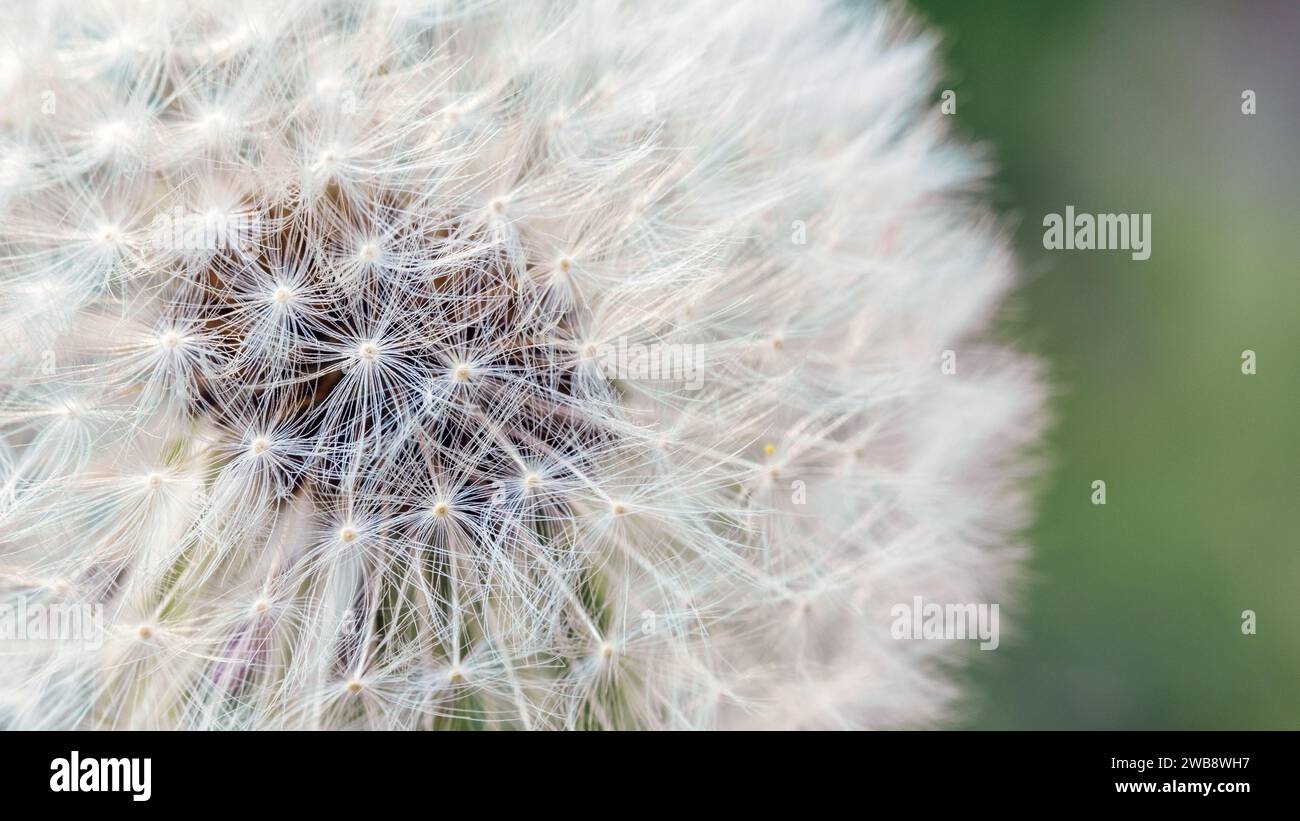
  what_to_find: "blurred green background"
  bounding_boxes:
[905,0,1299,728]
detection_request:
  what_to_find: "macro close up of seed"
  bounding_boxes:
[0,0,1044,730]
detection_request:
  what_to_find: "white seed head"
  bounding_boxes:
[0,0,1043,731]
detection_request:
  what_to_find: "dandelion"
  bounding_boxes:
[0,0,1044,729]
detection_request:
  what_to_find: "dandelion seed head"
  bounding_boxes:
[0,0,1044,730]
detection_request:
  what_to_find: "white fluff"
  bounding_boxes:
[0,0,1044,729]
